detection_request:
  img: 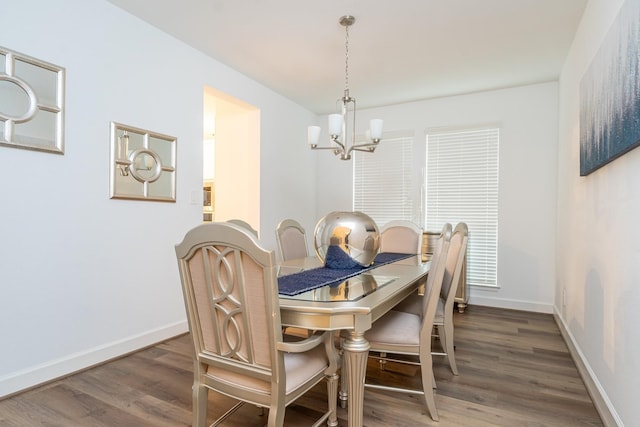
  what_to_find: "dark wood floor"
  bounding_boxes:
[0,305,603,426]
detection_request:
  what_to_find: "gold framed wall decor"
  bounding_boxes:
[110,122,177,202]
[0,46,65,154]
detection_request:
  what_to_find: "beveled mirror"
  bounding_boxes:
[110,122,177,202]
[0,46,65,154]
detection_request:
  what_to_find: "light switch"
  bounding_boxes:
[190,189,199,205]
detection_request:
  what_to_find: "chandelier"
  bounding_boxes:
[308,15,383,160]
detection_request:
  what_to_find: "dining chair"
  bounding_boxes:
[376,220,424,368]
[393,224,448,314]
[362,222,452,422]
[275,219,316,339]
[175,222,339,427]
[391,222,468,375]
[226,219,259,238]
[431,222,468,375]
[275,218,309,262]
[379,220,423,255]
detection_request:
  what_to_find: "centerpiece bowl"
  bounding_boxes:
[313,211,380,268]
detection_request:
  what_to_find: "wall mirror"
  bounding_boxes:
[110,122,177,202]
[0,46,65,154]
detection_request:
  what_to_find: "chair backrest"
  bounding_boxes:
[275,219,309,261]
[440,222,469,305]
[227,219,259,238]
[175,222,283,390]
[420,223,451,339]
[380,220,423,255]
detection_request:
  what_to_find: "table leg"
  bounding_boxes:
[341,331,370,427]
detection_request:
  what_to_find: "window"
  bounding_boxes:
[425,127,499,288]
[353,134,414,226]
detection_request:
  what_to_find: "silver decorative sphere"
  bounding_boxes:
[313,211,380,268]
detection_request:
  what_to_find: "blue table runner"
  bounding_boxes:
[278,252,413,296]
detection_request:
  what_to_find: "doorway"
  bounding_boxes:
[203,86,260,230]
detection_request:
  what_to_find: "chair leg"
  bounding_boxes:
[379,352,387,370]
[439,322,458,375]
[419,353,439,421]
[338,337,348,409]
[193,380,208,427]
[327,372,339,427]
[268,401,286,427]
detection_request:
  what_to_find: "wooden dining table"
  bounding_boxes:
[277,254,430,427]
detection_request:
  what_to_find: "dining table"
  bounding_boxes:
[277,254,430,427]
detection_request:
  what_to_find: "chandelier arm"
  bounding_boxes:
[347,143,379,155]
[332,136,346,151]
[311,145,343,151]
[310,135,345,151]
[353,142,380,149]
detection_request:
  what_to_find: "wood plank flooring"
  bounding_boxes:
[0,305,603,426]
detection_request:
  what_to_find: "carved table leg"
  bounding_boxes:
[341,331,370,427]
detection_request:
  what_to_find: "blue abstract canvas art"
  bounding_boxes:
[580,0,640,176]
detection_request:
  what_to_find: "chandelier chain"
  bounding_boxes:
[344,23,350,93]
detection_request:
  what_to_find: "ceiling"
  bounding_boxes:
[106,0,588,114]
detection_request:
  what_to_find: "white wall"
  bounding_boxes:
[316,82,559,313]
[556,0,638,424]
[0,0,317,397]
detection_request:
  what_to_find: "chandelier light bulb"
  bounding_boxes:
[370,119,383,141]
[329,114,344,136]
[308,126,321,146]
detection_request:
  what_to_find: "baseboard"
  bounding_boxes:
[553,308,622,427]
[0,320,188,399]
[468,293,554,313]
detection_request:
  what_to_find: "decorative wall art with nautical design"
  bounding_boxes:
[110,122,177,202]
[0,46,65,154]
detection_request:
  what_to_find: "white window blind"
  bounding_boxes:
[353,135,413,226]
[425,127,499,288]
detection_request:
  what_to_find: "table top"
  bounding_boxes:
[278,255,429,332]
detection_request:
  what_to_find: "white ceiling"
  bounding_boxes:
[106,0,588,114]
